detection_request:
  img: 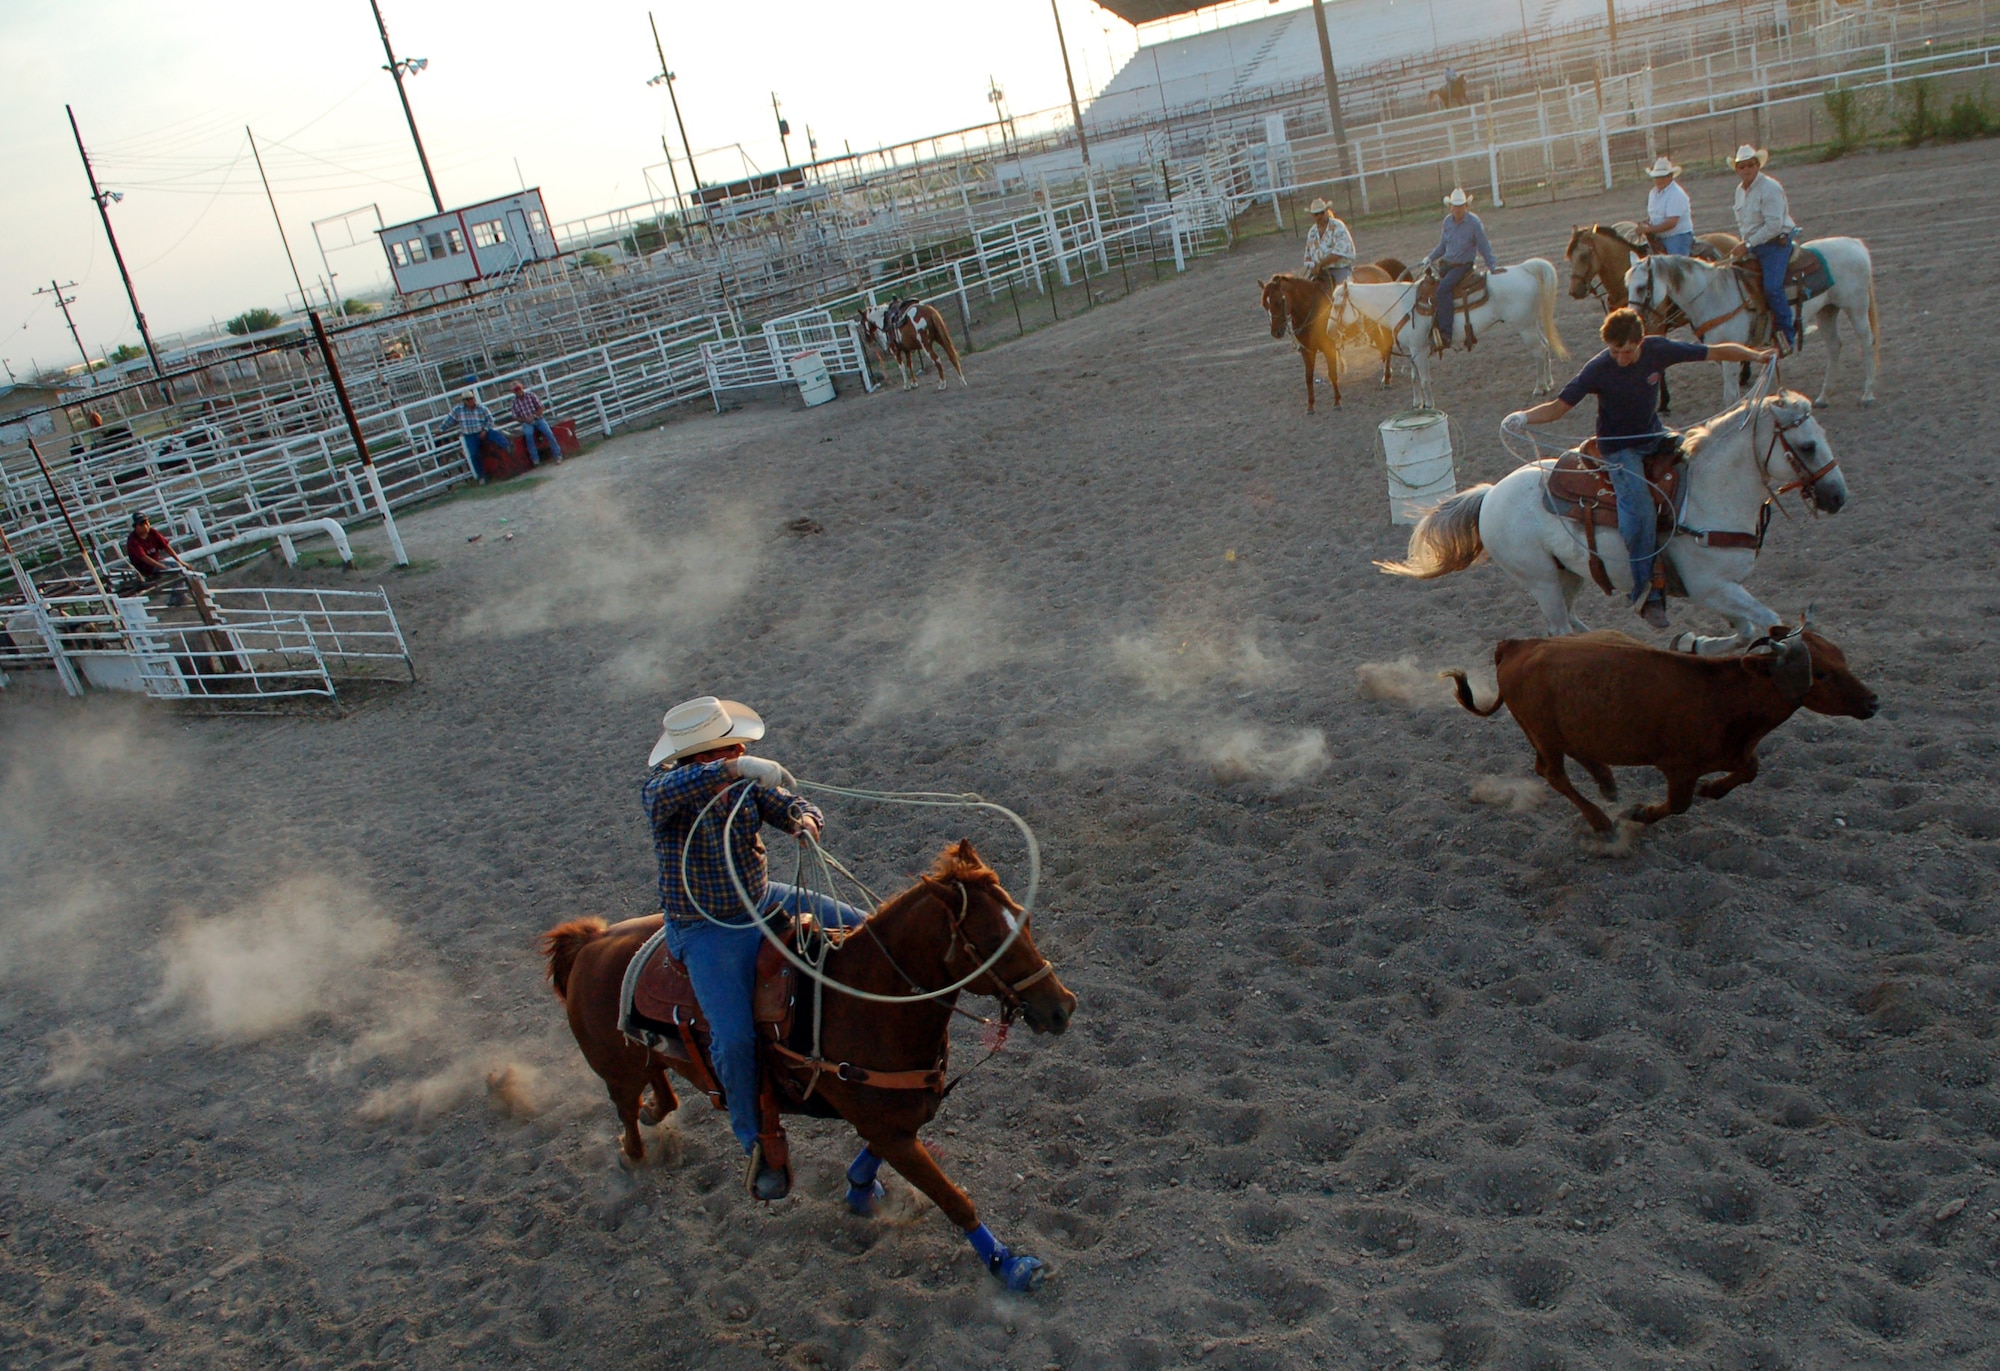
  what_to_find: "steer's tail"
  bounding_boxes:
[1867,274,1880,370]
[540,917,608,1001]
[1376,484,1490,579]
[1441,668,1506,717]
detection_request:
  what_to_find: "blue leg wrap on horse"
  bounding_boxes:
[966,1224,1045,1291]
[845,1147,885,1214]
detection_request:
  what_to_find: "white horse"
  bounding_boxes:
[1377,391,1849,654]
[1334,260,1568,407]
[1625,241,1878,406]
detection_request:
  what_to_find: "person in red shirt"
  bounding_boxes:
[125,513,190,604]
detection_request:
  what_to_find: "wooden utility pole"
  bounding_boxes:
[308,310,408,566]
[67,105,169,400]
[25,436,108,595]
[1051,0,1092,165]
[1606,0,1620,67]
[1310,0,1355,179]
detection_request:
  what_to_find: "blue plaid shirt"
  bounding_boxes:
[643,759,822,924]
[439,402,498,436]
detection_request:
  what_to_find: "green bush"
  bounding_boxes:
[340,297,378,316]
[225,307,285,335]
[107,343,145,364]
[1897,80,1938,147]
[577,250,615,269]
[1822,87,1866,157]
[1941,93,1993,140]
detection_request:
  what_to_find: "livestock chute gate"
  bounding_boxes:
[378,190,559,294]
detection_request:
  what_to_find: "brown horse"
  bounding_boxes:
[540,839,1076,1292]
[1563,223,1743,413]
[858,301,966,392]
[1260,259,1411,413]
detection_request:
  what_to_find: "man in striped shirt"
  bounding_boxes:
[435,392,508,483]
[509,382,561,466]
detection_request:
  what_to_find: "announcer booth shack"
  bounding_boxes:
[377,190,558,294]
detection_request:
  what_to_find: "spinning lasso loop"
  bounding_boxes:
[678,778,1039,1005]
[1491,354,1785,561]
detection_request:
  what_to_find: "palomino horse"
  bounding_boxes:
[1259,259,1411,412]
[1333,259,1568,408]
[1626,242,1879,406]
[1378,390,1849,654]
[858,302,967,392]
[541,840,1076,1291]
[1564,223,1742,414]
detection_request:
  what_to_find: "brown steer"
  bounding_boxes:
[1445,629,1877,832]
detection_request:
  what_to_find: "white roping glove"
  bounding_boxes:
[731,756,797,791]
[1502,411,1531,437]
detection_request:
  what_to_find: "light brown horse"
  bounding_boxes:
[1564,223,1742,414]
[858,301,966,392]
[540,839,1076,1291]
[1260,259,1411,413]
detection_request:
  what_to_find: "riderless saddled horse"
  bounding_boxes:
[1259,259,1411,413]
[1626,240,1879,406]
[1564,223,1743,414]
[1331,259,1568,408]
[1377,389,1849,654]
[858,299,967,392]
[542,840,1076,1291]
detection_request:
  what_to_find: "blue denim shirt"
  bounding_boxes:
[643,759,822,923]
[1423,212,1498,270]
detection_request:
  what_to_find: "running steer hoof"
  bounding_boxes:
[845,1179,886,1216]
[998,1254,1045,1293]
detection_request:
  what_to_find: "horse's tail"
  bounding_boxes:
[1867,272,1880,370]
[1441,668,1506,717]
[927,305,964,376]
[1375,484,1490,579]
[540,917,608,1000]
[1528,259,1568,358]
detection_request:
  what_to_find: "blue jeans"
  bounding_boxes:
[1753,240,1795,344]
[1657,231,1694,257]
[1602,444,1661,603]
[520,417,560,464]
[1433,262,1473,342]
[661,880,866,1153]
[459,431,505,480]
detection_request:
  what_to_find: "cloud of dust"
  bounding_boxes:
[1201,726,1331,787]
[150,874,411,1042]
[42,1027,117,1087]
[1470,775,1546,812]
[1594,818,1647,859]
[1112,629,1288,700]
[357,1056,543,1126]
[864,582,1023,720]
[0,706,181,988]
[456,489,760,644]
[1355,657,1464,709]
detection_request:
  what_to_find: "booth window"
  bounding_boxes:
[446,229,466,255]
[407,237,428,262]
[527,210,547,236]
[390,242,410,266]
[471,220,506,248]
[427,233,446,259]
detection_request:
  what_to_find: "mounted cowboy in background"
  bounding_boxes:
[1417,187,1505,352]
[1727,145,1801,349]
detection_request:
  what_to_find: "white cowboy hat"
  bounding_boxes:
[1643,156,1682,178]
[648,695,766,768]
[1730,144,1770,167]
[1306,197,1332,214]
[1442,187,1473,207]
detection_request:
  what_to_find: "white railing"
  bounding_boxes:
[208,586,414,677]
[14,594,335,702]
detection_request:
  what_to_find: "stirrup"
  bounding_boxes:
[745,1141,791,1201]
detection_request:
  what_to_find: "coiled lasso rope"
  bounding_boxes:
[678,777,1039,1005]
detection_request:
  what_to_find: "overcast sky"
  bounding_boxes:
[2,0,1188,380]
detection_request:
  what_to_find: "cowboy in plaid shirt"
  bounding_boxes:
[509,382,562,465]
[641,696,865,1200]
[435,392,508,482]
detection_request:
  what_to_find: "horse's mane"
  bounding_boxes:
[926,838,1010,899]
[1681,388,1808,451]
[1589,223,1645,253]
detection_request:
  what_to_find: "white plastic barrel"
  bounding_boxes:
[790,351,836,407]
[1377,407,1457,525]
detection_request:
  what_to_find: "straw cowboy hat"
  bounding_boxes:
[1730,144,1770,167]
[649,695,766,767]
[1643,156,1683,178]
[1442,187,1473,207]
[1306,197,1334,215]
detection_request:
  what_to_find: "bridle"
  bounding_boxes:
[1758,403,1839,507]
[938,879,1054,1023]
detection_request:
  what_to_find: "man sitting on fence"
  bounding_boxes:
[510,382,562,466]
[1302,198,1355,292]
[437,392,508,484]
[124,512,190,607]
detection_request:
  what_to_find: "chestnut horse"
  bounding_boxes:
[540,840,1076,1292]
[1260,259,1412,413]
[858,302,966,392]
[1564,223,1742,414]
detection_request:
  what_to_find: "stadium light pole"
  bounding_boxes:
[369,0,443,213]
[648,12,702,191]
[1309,0,1353,180]
[1050,0,1092,165]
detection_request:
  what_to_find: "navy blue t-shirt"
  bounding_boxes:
[1558,336,1709,446]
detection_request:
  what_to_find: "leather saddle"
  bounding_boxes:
[1731,245,1831,342]
[1543,436,1686,596]
[631,921,801,1042]
[1414,266,1487,317]
[881,298,922,336]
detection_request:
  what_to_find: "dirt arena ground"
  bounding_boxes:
[5,138,1999,1371]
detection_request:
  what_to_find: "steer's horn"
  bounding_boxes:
[1772,630,1814,702]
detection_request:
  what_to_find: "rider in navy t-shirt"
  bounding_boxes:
[1504,308,1772,629]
